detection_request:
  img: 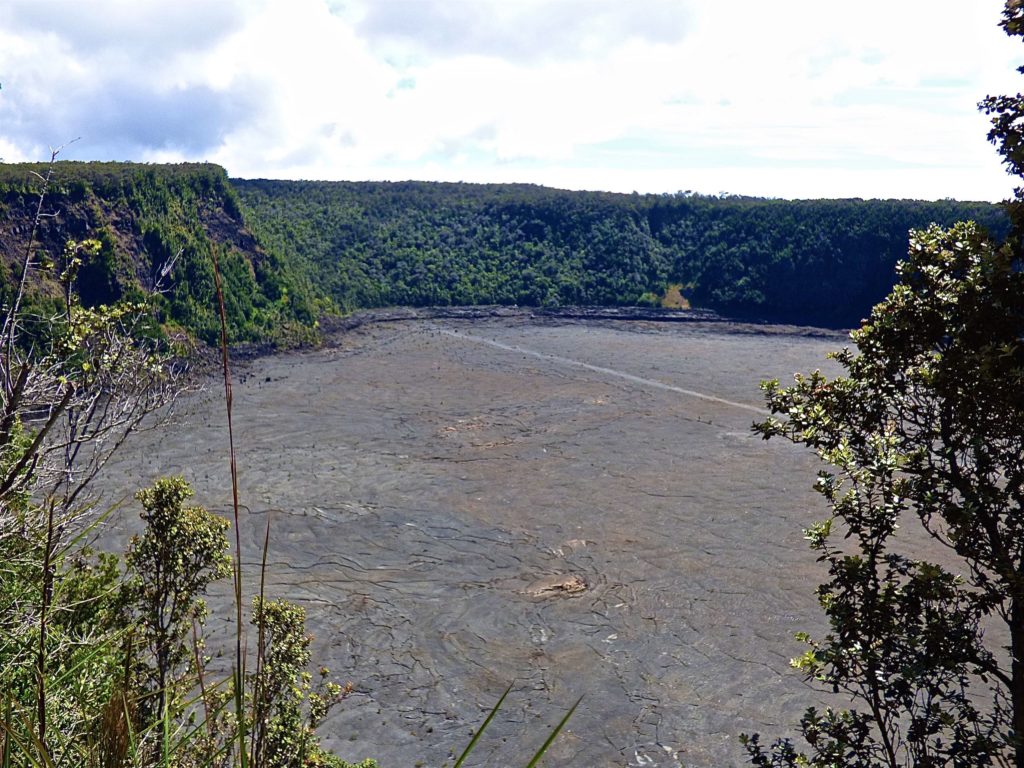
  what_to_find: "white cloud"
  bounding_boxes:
[0,0,1020,199]
[353,0,694,63]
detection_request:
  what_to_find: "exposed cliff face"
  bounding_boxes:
[0,162,317,345]
[0,161,1011,344]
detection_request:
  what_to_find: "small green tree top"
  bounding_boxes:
[125,476,231,723]
[249,596,349,768]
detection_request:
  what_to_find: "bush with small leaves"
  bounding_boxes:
[249,595,352,768]
[125,477,231,728]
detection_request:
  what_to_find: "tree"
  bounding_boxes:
[0,153,184,756]
[0,152,360,768]
[745,5,1024,764]
[748,221,1022,767]
[124,477,231,727]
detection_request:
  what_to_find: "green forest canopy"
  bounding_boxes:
[235,178,1008,327]
[0,162,316,345]
[0,161,1009,342]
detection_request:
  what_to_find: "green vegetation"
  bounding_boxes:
[746,3,1024,765]
[0,156,579,767]
[235,178,1007,327]
[125,477,233,727]
[3,5,1020,762]
[749,222,1023,765]
[0,160,1008,346]
[0,161,317,346]
[0,161,366,766]
[646,194,1007,325]
[0,468,357,766]
[233,180,666,312]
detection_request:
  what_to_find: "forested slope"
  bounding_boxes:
[236,179,1008,327]
[0,162,1010,343]
[646,194,1009,324]
[0,162,317,344]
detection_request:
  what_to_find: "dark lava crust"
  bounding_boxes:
[102,316,847,767]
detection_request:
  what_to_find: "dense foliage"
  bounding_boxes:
[746,3,1024,765]
[235,178,1007,327]
[647,195,1007,325]
[750,222,1024,766]
[0,162,317,345]
[0,169,370,764]
[0,161,1008,342]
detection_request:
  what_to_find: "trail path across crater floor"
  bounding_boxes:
[102,316,847,767]
[433,327,766,414]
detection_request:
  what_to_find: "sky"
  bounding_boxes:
[1,0,1023,201]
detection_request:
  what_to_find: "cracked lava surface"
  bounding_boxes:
[102,316,847,767]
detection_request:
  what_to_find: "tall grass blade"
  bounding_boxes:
[249,516,272,764]
[212,245,248,768]
[0,702,57,768]
[2,697,11,768]
[35,499,57,752]
[233,666,247,768]
[523,695,582,768]
[191,619,213,736]
[0,716,32,768]
[121,688,140,768]
[452,682,513,768]
[162,700,171,767]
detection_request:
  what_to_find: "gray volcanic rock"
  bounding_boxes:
[101,316,847,767]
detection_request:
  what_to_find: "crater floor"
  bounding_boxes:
[104,316,847,767]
